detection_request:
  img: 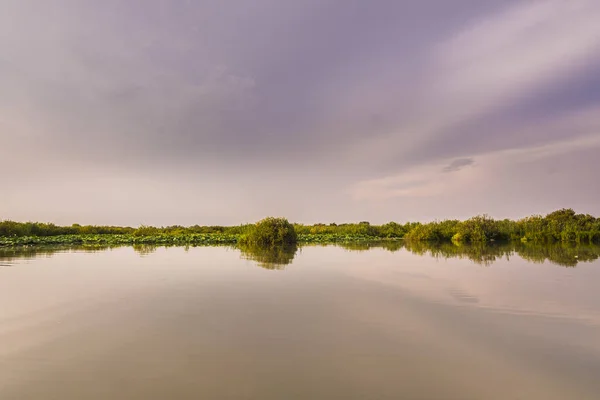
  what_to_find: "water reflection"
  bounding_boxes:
[0,241,599,268]
[400,241,600,267]
[0,245,110,264]
[333,240,600,267]
[402,241,511,266]
[237,243,298,270]
[326,240,404,252]
[2,242,600,399]
[132,244,159,257]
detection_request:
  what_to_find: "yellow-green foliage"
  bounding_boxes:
[132,225,161,237]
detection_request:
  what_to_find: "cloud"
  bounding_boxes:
[351,104,600,204]
[345,0,600,168]
[443,158,474,173]
[1,0,600,224]
[428,0,600,127]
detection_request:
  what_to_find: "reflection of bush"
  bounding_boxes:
[339,240,600,268]
[0,245,111,263]
[514,242,600,267]
[402,241,511,266]
[238,243,298,270]
[132,244,158,256]
[338,242,373,252]
[338,240,404,252]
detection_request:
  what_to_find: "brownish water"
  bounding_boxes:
[1,244,600,399]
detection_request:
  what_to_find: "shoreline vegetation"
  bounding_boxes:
[1,209,599,248]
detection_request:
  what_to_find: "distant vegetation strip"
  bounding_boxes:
[0,234,238,247]
[1,208,599,246]
[0,233,397,248]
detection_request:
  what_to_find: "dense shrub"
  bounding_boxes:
[132,225,162,237]
[404,223,444,241]
[454,215,506,243]
[403,209,599,244]
[239,217,297,246]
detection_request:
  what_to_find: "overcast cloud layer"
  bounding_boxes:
[2,0,600,226]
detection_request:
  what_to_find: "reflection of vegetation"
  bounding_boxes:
[0,245,112,263]
[377,240,404,252]
[402,241,512,266]
[239,217,297,246]
[1,240,598,269]
[337,242,375,251]
[238,243,298,270]
[514,242,600,267]
[132,244,158,256]
[324,241,599,268]
[336,240,404,252]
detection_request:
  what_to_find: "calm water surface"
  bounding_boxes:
[1,244,600,399]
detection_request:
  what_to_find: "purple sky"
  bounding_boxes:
[2,0,600,226]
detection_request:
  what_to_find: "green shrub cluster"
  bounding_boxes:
[293,221,408,238]
[404,209,600,244]
[0,221,134,237]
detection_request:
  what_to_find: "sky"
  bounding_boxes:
[2,0,600,226]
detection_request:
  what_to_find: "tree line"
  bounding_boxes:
[1,208,599,244]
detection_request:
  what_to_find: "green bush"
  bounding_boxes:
[404,223,444,241]
[455,215,503,243]
[132,225,161,237]
[239,217,297,246]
